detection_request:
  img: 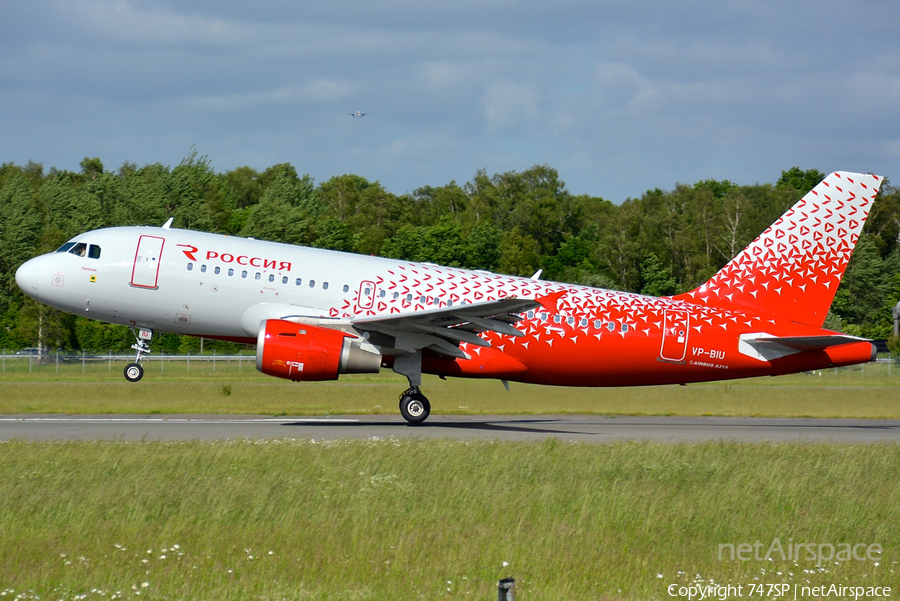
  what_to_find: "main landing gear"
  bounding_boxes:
[124,328,152,383]
[393,351,431,425]
[399,387,431,424]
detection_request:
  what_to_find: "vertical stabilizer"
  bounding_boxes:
[674,171,883,327]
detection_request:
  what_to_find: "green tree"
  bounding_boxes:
[0,174,43,314]
[777,167,825,196]
[640,254,679,296]
[831,236,898,337]
[166,149,233,233]
[241,171,320,245]
[41,172,104,242]
[79,157,104,180]
[497,227,540,277]
[318,175,409,254]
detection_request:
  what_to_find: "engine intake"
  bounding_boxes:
[256,319,381,381]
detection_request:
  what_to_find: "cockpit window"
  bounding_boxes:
[88,245,101,259]
[56,242,76,253]
[69,243,88,257]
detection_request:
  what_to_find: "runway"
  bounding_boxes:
[1,414,899,443]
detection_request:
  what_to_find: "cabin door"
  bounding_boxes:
[659,309,689,362]
[131,235,165,289]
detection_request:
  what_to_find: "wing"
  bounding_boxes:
[351,297,540,359]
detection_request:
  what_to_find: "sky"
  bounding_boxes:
[1,0,899,203]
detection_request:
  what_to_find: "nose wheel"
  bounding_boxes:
[399,387,431,424]
[124,328,152,383]
[124,363,144,382]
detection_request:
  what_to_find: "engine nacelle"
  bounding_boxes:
[256,319,381,381]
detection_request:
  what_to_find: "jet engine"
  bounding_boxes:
[256,319,381,381]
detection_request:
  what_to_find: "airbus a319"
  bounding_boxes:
[15,171,882,423]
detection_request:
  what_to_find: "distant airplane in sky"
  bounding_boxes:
[347,111,367,117]
[15,172,882,424]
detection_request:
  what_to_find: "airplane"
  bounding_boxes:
[15,171,883,424]
[347,111,367,117]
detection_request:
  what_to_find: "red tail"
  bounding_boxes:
[675,171,883,327]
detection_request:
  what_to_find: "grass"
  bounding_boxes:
[0,357,899,418]
[0,439,897,600]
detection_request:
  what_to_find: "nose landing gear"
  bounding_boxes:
[124,328,152,383]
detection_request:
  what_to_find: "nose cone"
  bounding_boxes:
[15,257,41,297]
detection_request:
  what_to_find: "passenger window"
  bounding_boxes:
[393,292,399,300]
[255,272,261,280]
[268,274,275,283]
[379,290,385,298]
[296,278,302,286]
[200,265,207,273]
[621,323,629,333]
[187,263,194,271]
[594,320,602,329]
[69,243,88,257]
[607,322,615,332]
[228,268,234,277]
[214,266,221,275]
[309,280,316,288]
[282,276,288,284]
[580,318,587,327]
[242,270,248,279]
[88,245,101,259]
[553,315,562,324]
[323,282,329,290]
[527,311,534,319]
[343,284,349,293]
[567,316,575,325]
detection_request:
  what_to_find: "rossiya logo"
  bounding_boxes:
[177,244,292,271]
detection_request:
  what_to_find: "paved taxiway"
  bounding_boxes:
[1,414,899,443]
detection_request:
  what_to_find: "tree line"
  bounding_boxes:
[1,151,898,354]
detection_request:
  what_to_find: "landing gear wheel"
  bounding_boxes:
[399,388,431,424]
[124,363,144,382]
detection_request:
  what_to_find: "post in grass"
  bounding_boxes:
[498,577,515,601]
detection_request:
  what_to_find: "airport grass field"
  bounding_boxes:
[0,355,898,418]
[0,439,897,600]
[2,359,899,600]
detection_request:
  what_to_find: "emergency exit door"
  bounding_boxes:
[356,280,377,311]
[131,235,165,289]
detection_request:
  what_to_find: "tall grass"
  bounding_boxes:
[0,439,897,600]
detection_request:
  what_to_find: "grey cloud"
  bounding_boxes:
[1,0,899,202]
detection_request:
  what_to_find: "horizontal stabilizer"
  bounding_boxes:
[752,334,869,351]
[739,332,871,362]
